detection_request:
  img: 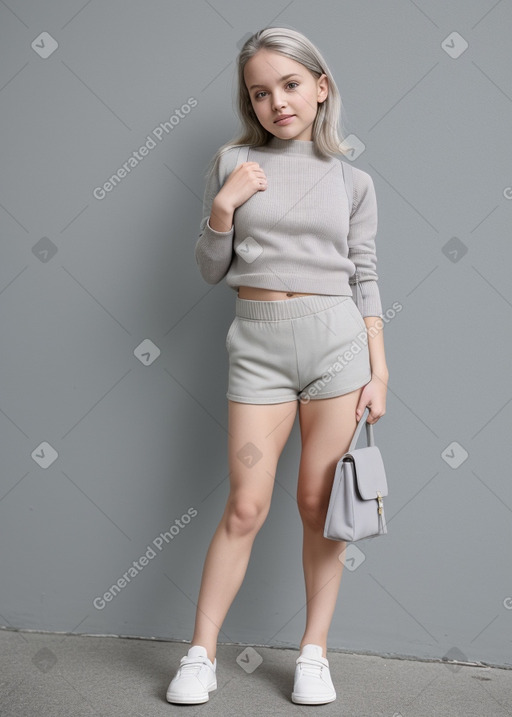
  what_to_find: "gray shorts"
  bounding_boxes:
[225,294,372,404]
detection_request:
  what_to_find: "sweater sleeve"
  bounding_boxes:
[194,151,235,284]
[347,169,383,318]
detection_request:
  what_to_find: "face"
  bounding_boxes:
[243,48,328,141]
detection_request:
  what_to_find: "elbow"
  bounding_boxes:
[199,268,223,285]
[194,253,226,285]
[194,233,231,284]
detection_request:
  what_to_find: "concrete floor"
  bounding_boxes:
[1,628,511,716]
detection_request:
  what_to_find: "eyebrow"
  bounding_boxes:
[248,73,303,91]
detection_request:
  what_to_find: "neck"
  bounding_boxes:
[266,135,319,156]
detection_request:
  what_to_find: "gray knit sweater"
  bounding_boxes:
[195,136,383,318]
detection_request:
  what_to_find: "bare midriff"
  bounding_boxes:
[237,286,317,301]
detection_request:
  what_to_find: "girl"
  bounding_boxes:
[167,26,389,706]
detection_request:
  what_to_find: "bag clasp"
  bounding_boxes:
[376,491,384,515]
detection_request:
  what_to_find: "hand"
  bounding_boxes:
[355,374,388,424]
[216,161,267,211]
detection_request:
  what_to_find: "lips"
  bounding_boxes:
[274,114,295,123]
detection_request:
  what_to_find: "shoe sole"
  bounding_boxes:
[291,692,336,705]
[166,688,216,704]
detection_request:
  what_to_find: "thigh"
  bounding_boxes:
[227,399,298,508]
[297,387,363,505]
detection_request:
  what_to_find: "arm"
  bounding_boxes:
[348,170,389,422]
[194,152,236,284]
[356,315,389,424]
[209,199,234,233]
[365,316,389,381]
[194,149,267,284]
[347,169,382,319]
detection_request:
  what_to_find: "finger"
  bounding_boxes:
[355,404,367,421]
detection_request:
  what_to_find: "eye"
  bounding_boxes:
[253,81,300,100]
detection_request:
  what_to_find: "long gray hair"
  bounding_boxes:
[205,26,349,177]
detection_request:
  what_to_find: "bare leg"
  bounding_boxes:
[296,388,363,657]
[191,399,298,662]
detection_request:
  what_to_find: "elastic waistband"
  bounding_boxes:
[235,294,350,321]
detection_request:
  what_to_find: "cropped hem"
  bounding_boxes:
[226,273,355,297]
[206,217,234,235]
[226,392,298,404]
[349,278,383,318]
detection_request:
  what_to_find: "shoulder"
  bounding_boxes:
[348,164,374,187]
[214,144,252,182]
[350,165,376,207]
[332,155,374,188]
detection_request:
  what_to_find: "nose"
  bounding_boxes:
[271,90,287,111]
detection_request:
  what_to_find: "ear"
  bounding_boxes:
[317,73,329,103]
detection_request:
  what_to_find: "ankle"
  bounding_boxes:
[190,641,216,663]
[299,641,327,659]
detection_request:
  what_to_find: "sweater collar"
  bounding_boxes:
[266,135,319,156]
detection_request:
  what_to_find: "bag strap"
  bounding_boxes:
[338,158,355,216]
[234,144,250,170]
[219,144,249,181]
[338,156,363,307]
[347,406,374,452]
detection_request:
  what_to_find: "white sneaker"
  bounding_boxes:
[166,645,217,704]
[291,644,337,705]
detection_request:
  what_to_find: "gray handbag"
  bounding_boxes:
[324,407,388,542]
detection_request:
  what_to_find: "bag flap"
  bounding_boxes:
[343,446,388,499]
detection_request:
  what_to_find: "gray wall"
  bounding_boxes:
[1,0,511,669]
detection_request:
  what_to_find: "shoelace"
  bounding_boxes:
[296,656,327,678]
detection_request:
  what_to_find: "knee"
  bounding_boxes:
[224,496,268,537]
[297,492,328,531]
